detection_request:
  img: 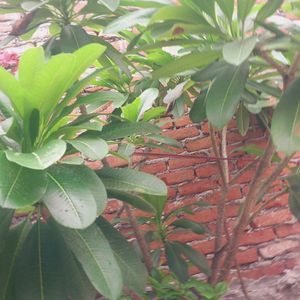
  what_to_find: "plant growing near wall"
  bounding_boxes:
[0,44,173,300]
[105,0,300,288]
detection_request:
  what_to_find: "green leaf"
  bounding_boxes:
[287,174,300,220]
[150,5,205,24]
[43,165,98,229]
[172,242,211,277]
[0,152,47,209]
[104,8,156,34]
[165,241,189,283]
[60,25,92,53]
[14,221,67,300]
[97,217,147,293]
[189,91,207,123]
[0,208,14,252]
[0,219,32,300]
[216,0,234,21]
[256,0,284,23]
[57,223,123,300]
[238,0,255,24]
[98,0,120,11]
[246,80,281,98]
[147,134,182,148]
[191,61,227,82]
[0,67,25,117]
[153,51,220,79]
[5,139,66,170]
[99,121,161,140]
[170,219,207,234]
[236,104,250,136]
[68,136,108,161]
[97,167,167,215]
[206,62,249,129]
[143,107,166,122]
[122,98,141,122]
[223,36,257,66]
[271,77,300,155]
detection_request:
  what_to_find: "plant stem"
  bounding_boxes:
[124,204,153,273]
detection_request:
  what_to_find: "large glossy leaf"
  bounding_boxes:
[68,135,109,161]
[0,219,32,300]
[206,62,249,129]
[223,36,257,66]
[0,152,47,208]
[49,223,97,300]
[97,167,167,215]
[57,223,122,300]
[152,51,220,79]
[97,217,147,294]
[271,77,300,155]
[5,139,66,170]
[165,241,189,283]
[191,61,227,82]
[43,165,98,229]
[14,221,67,300]
[99,121,160,140]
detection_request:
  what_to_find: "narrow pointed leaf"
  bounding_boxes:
[236,104,250,136]
[57,223,123,300]
[256,0,283,22]
[98,0,120,11]
[97,217,147,293]
[206,62,249,129]
[271,77,300,155]
[0,219,32,300]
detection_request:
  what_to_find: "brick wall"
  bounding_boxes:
[104,116,300,280]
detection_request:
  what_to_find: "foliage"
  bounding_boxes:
[0,45,172,300]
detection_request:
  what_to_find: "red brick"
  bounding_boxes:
[168,187,177,200]
[186,137,212,152]
[285,255,300,269]
[169,157,205,170]
[225,204,240,218]
[168,231,207,243]
[165,197,196,214]
[159,117,174,129]
[193,237,226,255]
[263,261,286,276]
[240,268,264,280]
[236,248,258,265]
[186,207,218,223]
[178,180,218,196]
[204,187,243,205]
[235,169,254,184]
[265,194,289,209]
[160,169,194,185]
[239,229,275,246]
[106,156,128,167]
[196,163,219,177]
[276,222,300,238]
[163,127,198,140]
[259,240,300,258]
[174,115,192,127]
[252,209,293,227]
[140,162,166,174]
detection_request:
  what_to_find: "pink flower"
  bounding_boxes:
[0,51,19,73]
